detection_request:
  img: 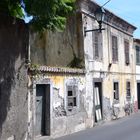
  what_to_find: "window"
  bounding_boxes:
[93,31,102,60]
[112,35,118,62]
[113,82,119,100]
[67,85,77,111]
[124,40,130,65]
[126,81,131,97]
[136,46,140,65]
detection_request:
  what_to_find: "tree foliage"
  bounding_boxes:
[0,0,75,31]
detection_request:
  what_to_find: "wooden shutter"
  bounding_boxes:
[93,32,103,60]
[112,36,118,62]
[124,40,130,65]
[94,32,99,58]
[136,46,140,64]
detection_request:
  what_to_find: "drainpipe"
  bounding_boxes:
[107,25,112,71]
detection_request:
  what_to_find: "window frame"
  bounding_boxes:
[111,35,118,63]
[126,81,131,99]
[113,81,119,101]
[67,85,77,111]
[92,31,103,61]
[66,80,79,114]
[136,45,140,65]
[124,39,130,65]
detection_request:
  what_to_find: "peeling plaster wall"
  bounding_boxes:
[29,74,88,139]
[51,75,87,137]
[83,12,137,122]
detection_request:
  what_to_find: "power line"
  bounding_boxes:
[101,0,111,8]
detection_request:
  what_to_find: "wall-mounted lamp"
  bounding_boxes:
[84,7,105,36]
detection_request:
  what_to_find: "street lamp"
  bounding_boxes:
[84,7,105,36]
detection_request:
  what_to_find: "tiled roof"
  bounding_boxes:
[29,66,85,74]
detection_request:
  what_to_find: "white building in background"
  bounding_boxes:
[134,38,140,110]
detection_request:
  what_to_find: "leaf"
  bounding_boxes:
[0,0,75,31]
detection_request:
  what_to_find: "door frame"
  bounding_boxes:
[32,78,52,138]
[137,80,140,109]
[93,78,103,123]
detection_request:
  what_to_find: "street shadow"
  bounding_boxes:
[0,14,28,139]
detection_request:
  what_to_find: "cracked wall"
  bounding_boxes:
[30,74,88,139]
[83,12,137,122]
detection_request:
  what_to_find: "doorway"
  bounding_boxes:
[94,82,103,122]
[35,84,50,136]
[137,83,140,109]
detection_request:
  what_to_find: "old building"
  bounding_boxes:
[0,1,138,140]
[28,10,88,140]
[27,0,138,140]
[82,0,137,121]
[134,38,140,110]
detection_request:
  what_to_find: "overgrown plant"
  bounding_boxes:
[68,56,83,68]
[0,0,75,32]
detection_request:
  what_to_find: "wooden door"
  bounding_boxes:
[94,82,102,122]
[137,83,140,109]
[35,84,50,136]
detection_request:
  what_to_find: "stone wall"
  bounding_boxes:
[30,13,84,68]
[0,14,29,140]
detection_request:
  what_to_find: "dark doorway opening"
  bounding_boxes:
[137,83,140,109]
[35,84,50,136]
[94,82,103,123]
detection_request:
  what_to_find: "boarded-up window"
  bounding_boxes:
[126,81,131,97]
[67,85,77,111]
[112,35,118,62]
[113,82,119,100]
[93,31,102,60]
[124,40,130,65]
[136,46,140,65]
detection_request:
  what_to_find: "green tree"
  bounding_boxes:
[0,0,75,31]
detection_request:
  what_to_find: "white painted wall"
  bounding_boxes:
[82,11,137,120]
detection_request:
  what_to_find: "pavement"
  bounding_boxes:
[54,111,140,140]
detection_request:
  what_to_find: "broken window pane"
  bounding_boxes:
[67,84,78,112]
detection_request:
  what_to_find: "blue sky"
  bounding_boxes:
[96,0,140,38]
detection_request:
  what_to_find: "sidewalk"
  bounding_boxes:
[36,111,140,140]
[54,111,140,140]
